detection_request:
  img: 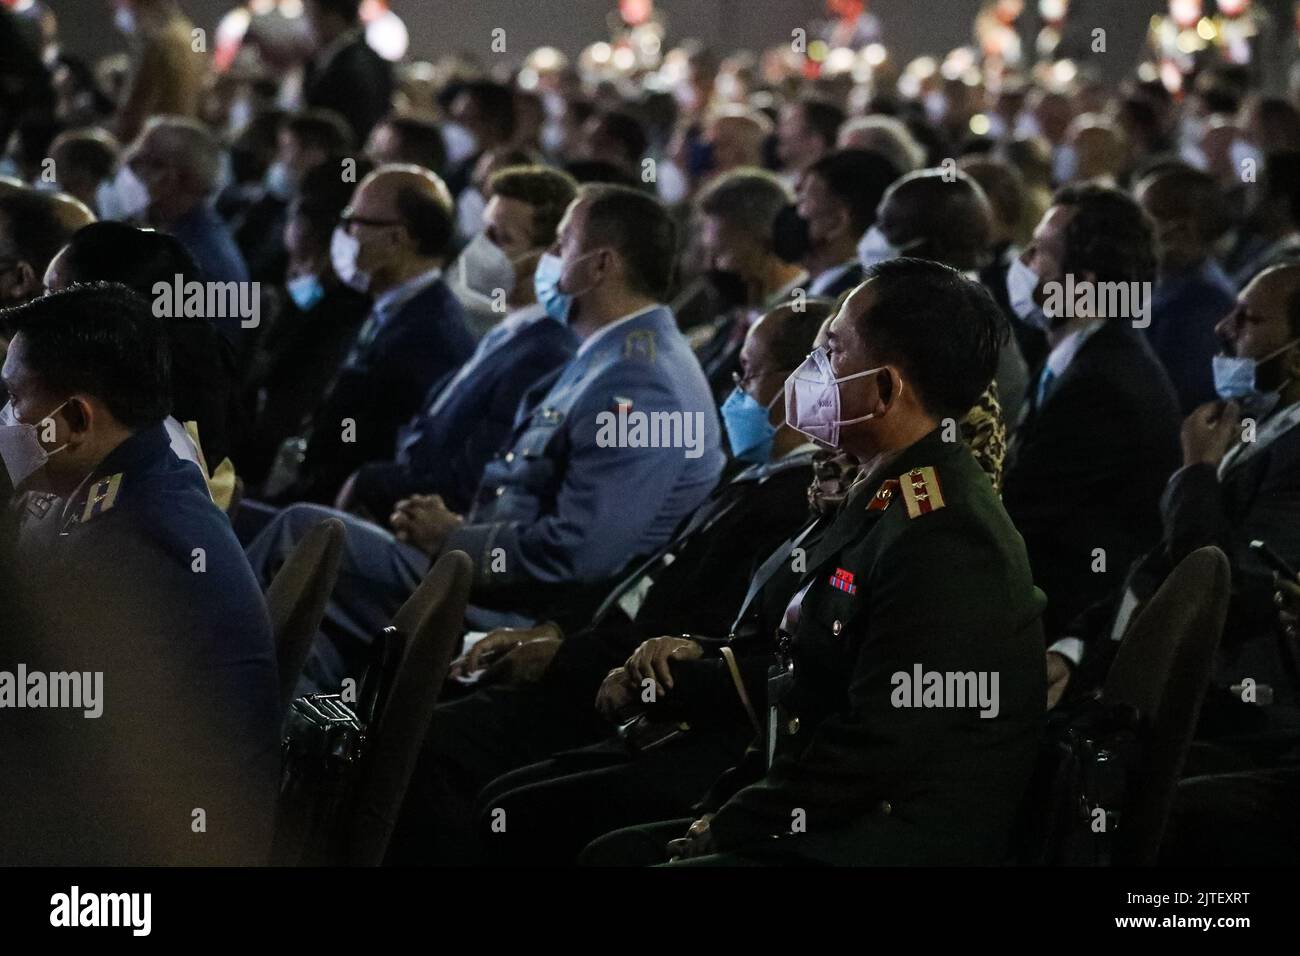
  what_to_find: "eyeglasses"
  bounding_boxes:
[732,366,789,395]
[339,211,404,230]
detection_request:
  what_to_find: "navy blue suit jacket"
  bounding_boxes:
[297,278,475,502]
[351,311,578,516]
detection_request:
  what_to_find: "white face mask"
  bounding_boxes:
[113,6,136,36]
[784,347,891,448]
[0,399,69,489]
[441,122,479,167]
[455,231,517,302]
[97,164,150,221]
[1006,256,1051,330]
[857,225,905,270]
[330,227,371,293]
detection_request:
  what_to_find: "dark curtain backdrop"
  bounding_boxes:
[48,0,1181,83]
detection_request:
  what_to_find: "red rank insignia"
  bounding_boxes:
[829,567,857,594]
[900,466,945,519]
[867,479,899,512]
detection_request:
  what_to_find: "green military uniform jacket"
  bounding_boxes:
[705,426,1047,865]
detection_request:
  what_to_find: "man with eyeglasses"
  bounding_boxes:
[281,163,475,505]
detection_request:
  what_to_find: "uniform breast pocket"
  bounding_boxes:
[798,579,865,663]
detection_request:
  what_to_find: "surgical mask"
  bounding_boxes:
[456,231,517,300]
[441,122,479,167]
[263,161,295,202]
[330,227,371,293]
[1006,256,1051,330]
[784,347,889,448]
[97,164,150,221]
[0,399,69,489]
[1053,144,1078,185]
[1212,339,1298,413]
[1230,138,1264,176]
[857,225,905,270]
[455,187,488,243]
[533,251,574,323]
[721,386,779,464]
[286,273,325,312]
[113,6,136,35]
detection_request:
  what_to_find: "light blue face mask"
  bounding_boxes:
[721,386,780,464]
[1212,339,1298,414]
[286,273,325,312]
[534,250,599,324]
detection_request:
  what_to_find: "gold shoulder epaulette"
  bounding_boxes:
[623,328,657,362]
[81,473,123,523]
[899,466,945,519]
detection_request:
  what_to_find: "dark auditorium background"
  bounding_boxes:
[48,0,1167,79]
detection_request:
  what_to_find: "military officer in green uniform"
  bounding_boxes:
[583,259,1048,866]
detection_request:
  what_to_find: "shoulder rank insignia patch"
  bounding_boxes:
[899,466,945,519]
[624,329,657,362]
[829,567,857,594]
[867,478,899,512]
[81,473,123,523]
[25,492,56,520]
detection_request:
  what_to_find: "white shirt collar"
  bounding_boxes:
[576,304,660,357]
[808,261,857,297]
[1045,319,1106,380]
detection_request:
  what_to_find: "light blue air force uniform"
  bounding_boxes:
[246,305,725,694]
[447,304,725,595]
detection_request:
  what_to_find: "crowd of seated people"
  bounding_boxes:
[1,0,1300,867]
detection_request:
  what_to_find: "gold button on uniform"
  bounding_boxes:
[832,620,843,636]
[787,717,800,735]
[504,452,515,463]
[495,486,505,497]
[879,800,892,815]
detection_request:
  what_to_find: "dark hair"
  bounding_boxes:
[854,258,1006,419]
[50,133,117,183]
[798,97,846,149]
[1052,182,1157,287]
[594,110,649,166]
[295,154,373,237]
[579,183,677,299]
[286,109,354,154]
[806,149,901,236]
[563,159,640,188]
[1,283,171,428]
[394,185,454,259]
[1265,151,1300,225]
[458,81,518,144]
[488,165,578,247]
[309,0,362,23]
[765,297,836,372]
[378,116,446,174]
[58,222,201,297]
[0,190,76,279]
[1136,163,1229,243]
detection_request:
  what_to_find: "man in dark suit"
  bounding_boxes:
[1003,184,1182,637]
[1137,165,1238,415]
[382,298,832,864]
[581,260,1046,866]
[1049,263,1300,729]
[287,164,475,504]
[301,0,394,146]
[797,149,898,300]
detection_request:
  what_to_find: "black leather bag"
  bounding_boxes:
[271,627,404,865]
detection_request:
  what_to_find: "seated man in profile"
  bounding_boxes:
[1,284,279,865]
[576,260,1047,866]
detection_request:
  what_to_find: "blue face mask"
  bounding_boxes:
[286,274,325,312]
[721,385,780,464]
[1212,339,1297,414]
[533,252,573,323]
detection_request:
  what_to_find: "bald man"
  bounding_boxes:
[867,169,1029,430]
[1137,164,1236,412]
[282,164,475,503]
[706,108,771,176]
